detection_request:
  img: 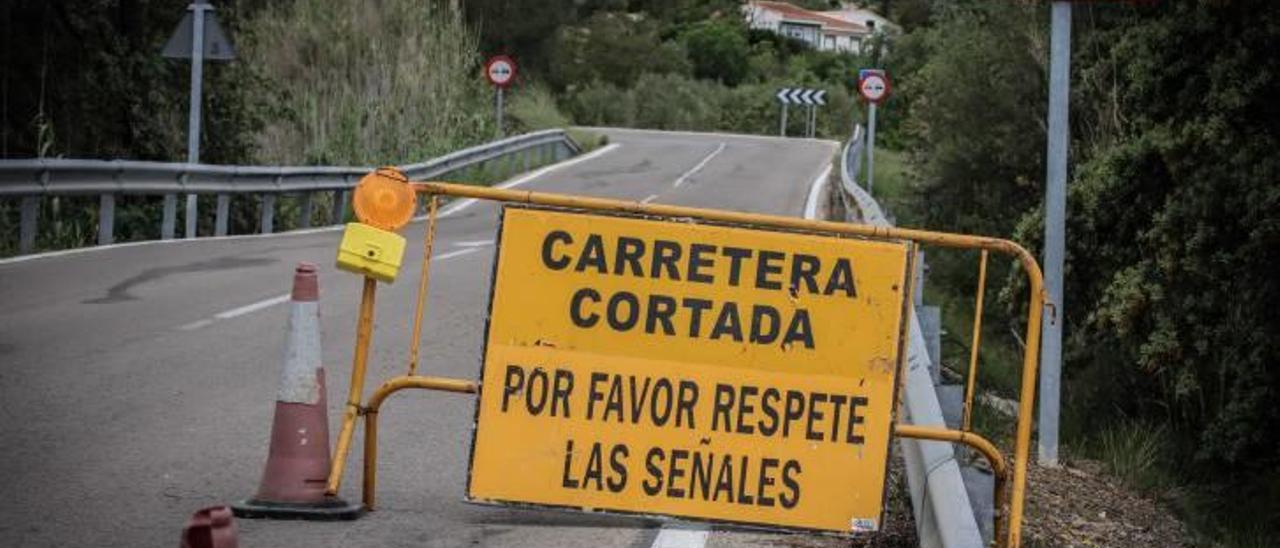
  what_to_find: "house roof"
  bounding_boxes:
[753,1,870,34]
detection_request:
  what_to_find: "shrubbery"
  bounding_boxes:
[888,1,1280,539]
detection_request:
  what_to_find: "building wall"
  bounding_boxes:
[746,3,870,54]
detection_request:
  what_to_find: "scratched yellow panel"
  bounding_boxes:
[467,207,912,534]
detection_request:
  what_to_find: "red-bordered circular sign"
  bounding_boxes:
[484,55,517,88]
[858,72,891,104]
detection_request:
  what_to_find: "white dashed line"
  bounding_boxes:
[431,248,478,261]
[176,247,480,332]
[439,143,621,218]
[215,294,292,320]
[672,142,725,188]
[641,194,660,204]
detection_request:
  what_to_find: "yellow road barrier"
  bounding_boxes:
[324,173,1046,547]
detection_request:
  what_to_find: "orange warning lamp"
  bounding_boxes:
[352,168,416,232]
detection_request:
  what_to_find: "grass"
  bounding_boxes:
[1093,420,1172,495]
[244,1,493,166]
[860,146,914,224]
[567,129,609,152]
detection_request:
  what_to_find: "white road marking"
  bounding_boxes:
[454,240,493,248]
[671,143,725,188]
[576,126,839,145]
[176,247,479,332]
[0,143,621,267]
[438,143,621,218]
[214,294,292,320]
[431,248,477,261]
[177,318,215,331]
[803,164,833,221]
[641,194,660,204]
[651,524,710,548]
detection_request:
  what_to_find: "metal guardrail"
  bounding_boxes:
[835,126,986,548]
[0,129,581,254]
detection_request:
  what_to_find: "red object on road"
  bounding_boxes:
[180,506,238,548]
[231,263,362,520]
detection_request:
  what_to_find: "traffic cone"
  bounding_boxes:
[231,263,362,520]
[180,506,238,548]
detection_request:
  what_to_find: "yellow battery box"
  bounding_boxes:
[336,222,406,283]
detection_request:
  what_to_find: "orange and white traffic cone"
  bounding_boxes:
[231,263,361,520]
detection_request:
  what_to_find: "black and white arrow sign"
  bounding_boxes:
[776,88,826,106]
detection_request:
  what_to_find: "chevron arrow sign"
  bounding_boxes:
[776,88,827,106]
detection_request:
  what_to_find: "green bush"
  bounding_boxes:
[546,12,689,90]
[680,21,751,86]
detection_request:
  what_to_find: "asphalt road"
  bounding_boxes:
[0,128,839,547]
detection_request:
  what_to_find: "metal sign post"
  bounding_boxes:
[184,2,207,239]
[866,103,877,194]
[857,70,890,195]
[776,89,790,136]
[485,56,517,137]
[1039,0,1072,467]
[780,103,789,136]
[163,0,234,239]
[496,88,504,137]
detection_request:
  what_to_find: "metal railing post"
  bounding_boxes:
[332,190,348,225]
[98,194,115,245]
[19,196,39,254]
[215,194,230,236]
[260,194,275,234]
[161,194,177,240]
[185,195,198,239]
[299,192,313,229]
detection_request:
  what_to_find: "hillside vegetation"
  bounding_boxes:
[883,2,1280,543]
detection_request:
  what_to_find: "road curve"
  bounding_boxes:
[0,128,837,547]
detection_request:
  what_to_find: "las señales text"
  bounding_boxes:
[540,229,861,350]
[498,364,874,509]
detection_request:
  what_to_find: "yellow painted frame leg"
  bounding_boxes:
[326,276,378,496]
[962,249,988,432]
[407,195,440,376]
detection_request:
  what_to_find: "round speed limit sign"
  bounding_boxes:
[858,73,891,104]
[485,55,517,88]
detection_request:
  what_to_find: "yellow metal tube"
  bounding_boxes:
[407,195,440,376]
[361,375,479,509]
[410,182,1033,258]
[326,276,378,496]
[1008,283,1046,548]
[895,424,1010,546]
[962,249,989,431]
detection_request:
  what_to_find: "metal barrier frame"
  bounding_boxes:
[323,179,1045,548]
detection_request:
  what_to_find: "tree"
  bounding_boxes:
[680,21,750,86]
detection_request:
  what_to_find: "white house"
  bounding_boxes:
[745,1,872,54]
[820,5,901,36]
